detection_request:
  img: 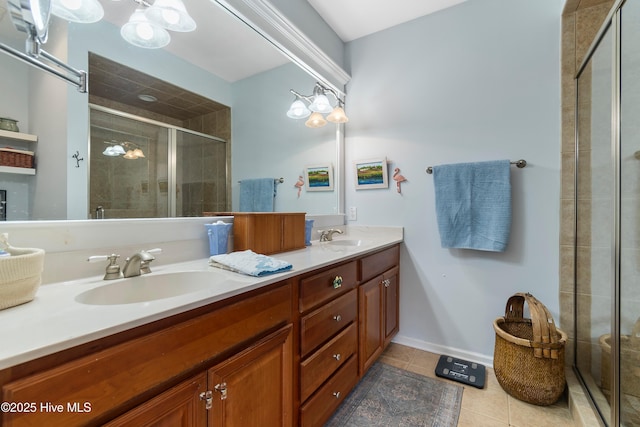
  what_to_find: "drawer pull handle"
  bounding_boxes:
[333,276,343,289]
[333,314,342,322]
[333,353,341,361]
[333,391,341,399]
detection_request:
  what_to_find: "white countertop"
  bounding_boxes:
[0,226,402,370]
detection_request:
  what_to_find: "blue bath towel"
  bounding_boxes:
[239,178,276,212]
[209,250,292,277]
[433,160,511,252]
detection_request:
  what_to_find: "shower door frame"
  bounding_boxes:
[88,104,230,219]
[574,0,625,425]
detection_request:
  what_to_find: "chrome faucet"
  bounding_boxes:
[319,229,344,242]
[123,251,156,278]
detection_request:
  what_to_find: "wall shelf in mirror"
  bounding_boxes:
[0,130,37,175]
[0,129,38,143]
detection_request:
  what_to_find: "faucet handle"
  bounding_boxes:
[87,254,122,280]
[139,248,162,274]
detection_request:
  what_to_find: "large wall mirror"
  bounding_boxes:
[0,0,346,221]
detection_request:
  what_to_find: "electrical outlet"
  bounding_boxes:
[348,207,357,221]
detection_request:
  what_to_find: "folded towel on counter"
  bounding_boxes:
[209,250,292,277]
[239,178,276,212]
[433,159,512,252]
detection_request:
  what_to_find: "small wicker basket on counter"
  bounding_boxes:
[0,244,45,310]
[493,292,567,406]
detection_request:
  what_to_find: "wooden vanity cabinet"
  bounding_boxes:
[358,245,400,374]
[0,282,293,427]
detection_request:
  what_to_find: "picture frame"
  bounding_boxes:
[354,158,389,190]
[304,164,334,191]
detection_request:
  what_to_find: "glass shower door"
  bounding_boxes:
[619,1,640,424]
[575,20,613,426]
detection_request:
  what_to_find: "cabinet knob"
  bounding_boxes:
[333,276,343,289]
[333,314,342,322]
[332,391,341,399]
[383,279,391,288]
[333,353,341,361]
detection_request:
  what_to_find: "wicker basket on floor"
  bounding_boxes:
[493,292,567,406]
[0,246,45,310]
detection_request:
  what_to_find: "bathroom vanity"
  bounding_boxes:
[0,228,401,427]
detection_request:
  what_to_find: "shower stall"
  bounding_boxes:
[574,0,640,425]
[89,106,230,219]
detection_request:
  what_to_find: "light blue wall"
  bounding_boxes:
[231,63,338,214]
[344,0,563,361]
[267,0,345,68]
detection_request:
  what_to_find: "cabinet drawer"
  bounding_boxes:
[300,355,358,427]
[300,323,357,402]
[300,261,357,313]
[359,245,399,282]
[300,289,357,357]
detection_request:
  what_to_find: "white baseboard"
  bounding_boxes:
[392,334,494,368]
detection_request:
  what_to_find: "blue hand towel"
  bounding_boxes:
[209,250,293,276]
[239,178,276,212]
[433,160,511,252]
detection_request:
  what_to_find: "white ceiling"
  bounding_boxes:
[0,0,467,83]
[307,0,468,42]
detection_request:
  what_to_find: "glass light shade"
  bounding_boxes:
[132,148,145,158]
[51,0,103,23]
[326,106,349,123]
[286,99,311,119]
[145,0,196,32]
[111,145,126,155]
[102,147,119,156]
[123,150,138,159]
[308,94,332,114]
[305,112,327,128]
[121,9,170,49]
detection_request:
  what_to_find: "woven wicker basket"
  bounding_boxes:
[0,246,45,310]
[493,292,567,406]
[0,147,34,168]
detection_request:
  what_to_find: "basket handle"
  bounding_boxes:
[504,292,561,359]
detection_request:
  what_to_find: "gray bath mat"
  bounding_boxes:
[325,361,463,427]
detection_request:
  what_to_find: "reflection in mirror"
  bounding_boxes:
[0,0,341,221]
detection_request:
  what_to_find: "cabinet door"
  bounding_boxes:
[383,266,399,347]
[358,275,383,374]
[208,324,293,427]
[104,374,207,427]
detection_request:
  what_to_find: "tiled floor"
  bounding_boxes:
[379,343,576,427]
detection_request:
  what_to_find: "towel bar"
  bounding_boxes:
[238,177,284,183]
[426,159,526,174]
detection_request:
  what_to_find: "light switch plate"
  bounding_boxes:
[348,207,357,221]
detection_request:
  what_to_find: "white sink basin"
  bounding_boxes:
[326,239,366,247]
[75,271,242,305]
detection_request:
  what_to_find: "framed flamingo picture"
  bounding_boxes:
[354,158,388,189]
[304,164,334,191]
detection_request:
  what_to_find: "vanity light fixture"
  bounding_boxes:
[145,0,196,32]
[121,8,170,49]
[120,0,196,49]
[288,82,349,128]
[102,140,144,159]
[51,0,104,24]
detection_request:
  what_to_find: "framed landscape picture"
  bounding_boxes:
[304,164,334,191]
[354,158,388,189]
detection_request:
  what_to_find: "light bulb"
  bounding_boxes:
[162,9,180,25]
[136,23,154,40]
